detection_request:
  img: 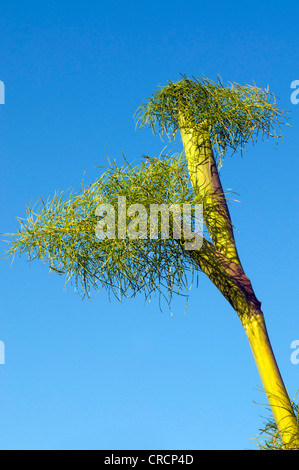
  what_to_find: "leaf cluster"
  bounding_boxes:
[255,397,299,450]
[135,76,288,163]
[3,153,201,307]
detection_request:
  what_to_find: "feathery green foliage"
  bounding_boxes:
[135,76,288,165]
[3,152,202,307]
[255,396,299,450]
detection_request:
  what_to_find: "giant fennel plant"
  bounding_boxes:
[3,76,299,448]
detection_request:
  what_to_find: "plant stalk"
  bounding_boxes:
[187,237,299,447]
[180,120,299,447]
[242,313,299,447]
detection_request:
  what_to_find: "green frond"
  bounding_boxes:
[135,75,288,161]
[255,396,299,450]
[3,152,202,308]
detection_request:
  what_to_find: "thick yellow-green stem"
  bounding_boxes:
[187,239,299,448]
[242,314,299,447]
[179,119,299,447]
[178,116,241,266]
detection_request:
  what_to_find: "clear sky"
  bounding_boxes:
[1,0,299,450]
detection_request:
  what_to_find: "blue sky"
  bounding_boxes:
[1,0,299,450]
